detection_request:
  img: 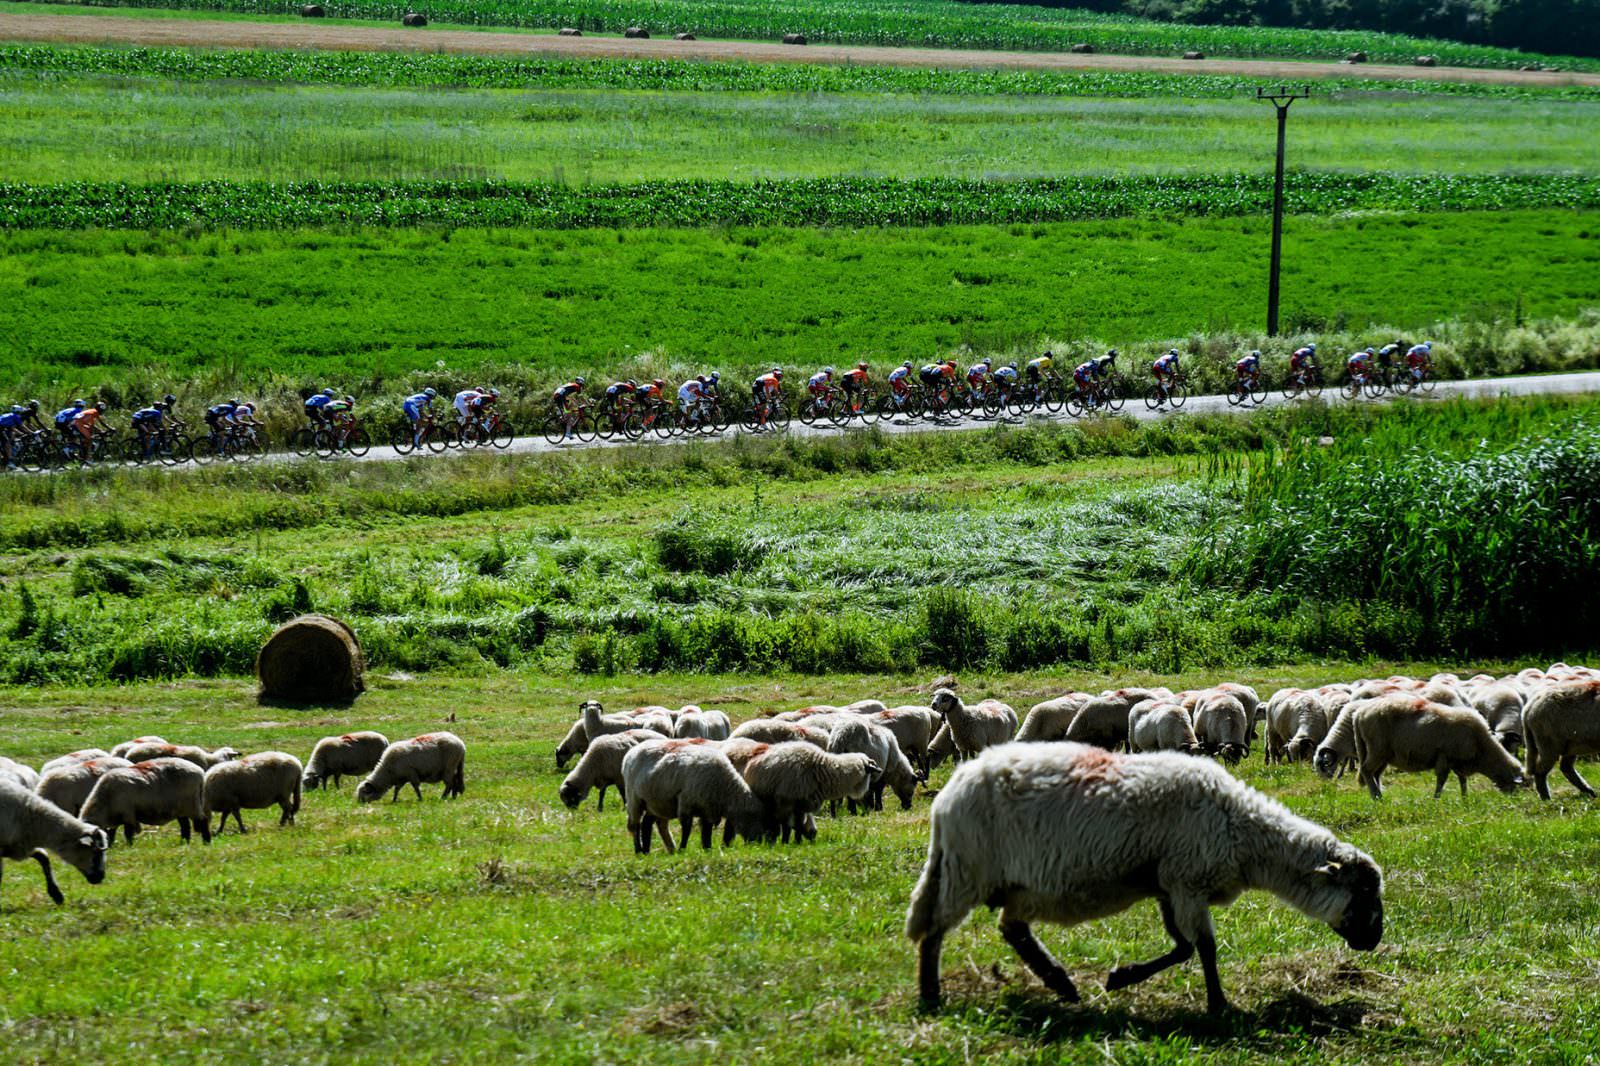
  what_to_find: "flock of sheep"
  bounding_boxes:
[0,730,464,906]
[5,661,1596,1014]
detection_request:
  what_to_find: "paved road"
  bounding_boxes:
[3,12,1597,90]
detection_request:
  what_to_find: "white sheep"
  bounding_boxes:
[729,719,830,748]
[1469,683,1526,757]
[742,742,879,844]
[119,742,241,770]
[1523,680,1600,800]
[926,722,957,769]
[1264,689,1330,765]
[773,704,840,723]
[904,742,1384,1012]
[621,738,767,853]
[80,757,212,845]
[38,750,112,777]
[1193,692,1250,764]
[558,729,660,811]
[1015,692,1093,743]
[1127,701,1200,754]
[356,733,466,803]
[864,706,941,776]
[827,717,924,813]
[204,752,304,833]
[930,690,1017,760]
[673,708,732,741]
[34,757,132,816]
[554,702,672,768]
[109,736,166,759]
[845,699,889,715]
[1314,698,1367,779]
[1,779,109,907]
[0,757,39,792]
[303,732,389,790]
[1062,693,1146,751]
[1350,697,1525,799]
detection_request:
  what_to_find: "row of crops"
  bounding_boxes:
[3,42,1593,99]
[22,0,1597,70]
[3,174,1597,228]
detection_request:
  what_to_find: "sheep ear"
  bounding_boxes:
[82,832,104,849]
[1313,861,1343,879]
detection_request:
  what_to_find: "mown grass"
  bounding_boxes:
[15,0,1599,70]
[0,667,1596,1064]
[4,70,1598,183]
[4,212,1599,408]
[4,41,1597,101]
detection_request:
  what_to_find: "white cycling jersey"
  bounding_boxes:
[678,382,703,408]
[454,390,481,422]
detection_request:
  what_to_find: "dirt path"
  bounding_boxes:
[3,10,1597,89]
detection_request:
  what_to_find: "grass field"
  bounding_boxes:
[4,72,1598,183]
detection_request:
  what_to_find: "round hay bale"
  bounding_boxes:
[558,26,582,35]
[300,4,325,16]
[401,12,427,26]
[674,31,696,40]
[1344,50,1367,62]
[1070,42,1094,53]
[782,32,807,45]
[624,25,650,38]
[1182,50,1205,60]
[257,614,365,705]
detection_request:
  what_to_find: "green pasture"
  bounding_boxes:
[3,71,1597,183]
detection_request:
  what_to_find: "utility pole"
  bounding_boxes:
[1256,86,1311,337]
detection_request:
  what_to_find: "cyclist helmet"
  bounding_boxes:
[1307,343,1317,354]
[774,370,784,380]
[1043,350,1053,358]
[162,394,176,406]
[1250,349,1261,358]
[238,402,254,414]
[1106,349,1118,359]
[1422,342,1433,351]
[72,398,86,407]
[1008,361,1019,370]
[424,387,437,399]
[343,395,354,404]
[1365,346,1376,355]
[902,361,913,369]
[489,388,501,399]
[981,358,992,366]
[94,401,107,412]
[856,362,868,371]
[697,375,708,384]
[27,399,40,410]
[228,398,240,407]
[1169,349,1180,357]
[654,379,665,388]
[322,387,336,398]
[823,366,834,376]
[627,379,638,388]
[709,372,720,383]
[575,377,586,387]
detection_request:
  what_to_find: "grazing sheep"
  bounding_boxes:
[845,699,890,716]
[355,733,466,803]
[1015,692,1093,743]
[905,743,1384,1012]
[80,758,211,845]
[773,704,839,723]
[1265,689,1330,765]
[1469,683,1526,757]
[828,718,924,813]
[1523,681,1600,799]
[1315,698,1367,779]
[303,732,389,790]
[110,736,166,759]
[673,708,732,741]
[204,753,304,833]
[719,737,768,773]
[729,719,830,748]
[930,690,1017,760]
[1211,684,1261,738]
[1194,693,1250,764]
[1128,701,1200,755]
[927,722,958,769]
[559,729,659,811]
[1062,694,1143,752]
[1350,698,1525,799]
[742,743,879,843]
[120,743,241,771]
[1,779,109,906]
[34,757,132,816]
[621,738,767,853]
[870,707,941,776]
[555,702,672,768]
[39,750,112,777]
[1420,680,1469,709]
[0,757,39,792]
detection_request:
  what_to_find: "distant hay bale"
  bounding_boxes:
[674,31,696,40]
[1070,42,1094,53]
[256,614,365,705]
[300,4,325,15]
[558,26,582,35]
[1344,51,1367,63]
[1182,50,1205,60]
[1414,55,1437,66]
[401,12,427,26]
[782,32,807,45]
[624,25,650,38]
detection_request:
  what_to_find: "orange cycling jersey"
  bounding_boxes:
[756,373,782,392]
[73,409,103,434]
[636,384,662,402]
[842,368,868,387]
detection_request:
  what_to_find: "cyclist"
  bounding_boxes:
[1406,341,1432,383]
[636,378,665,407]
[130,400,167,459]
[752,367,783,410]
[1289,343,1317,386]
[1152,349,1182,394]
[703,371,721,401]
[552,377,585,413]
[602,379,637,418]
[807,367,835,413]
[16,399,46,435]
[403,387,437,447]
[54,399,86,444]
[1071,356,1100,408]
[1026,351,1054,392]
[71,401,112,456]
[452,387,483,425]
[964,358,991,404]
[229,401,262,446]
[886,361,914,409]
[1234,350,1262,389]
[0,404,27,467]
[471,387,500,422]
[204,399,239,447]
[1095,349,1119,378]
[677,376,707,425]
[1346,348,1373,385]
[304,387,336,428]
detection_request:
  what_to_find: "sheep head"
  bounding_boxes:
[56,828,110,888]
[354,779,383,804]
[302,769,325,791]
[1320,854,1384,951]
[930,689,960,718]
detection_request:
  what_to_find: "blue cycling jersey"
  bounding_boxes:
[132,407,163,424]
[404,393,432,408]
[55,406,81,425]
[304,394,333,409]
[207,403,237,419]
[0,411,23,429]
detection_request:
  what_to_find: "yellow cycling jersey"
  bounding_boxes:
[1028,356,1052,372]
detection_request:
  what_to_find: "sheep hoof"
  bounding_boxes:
[1104,966,1138,992]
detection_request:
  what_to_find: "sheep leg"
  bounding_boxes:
[655,817,677,855]
[1456,770,1469,798]
[1559,756,1596,798]
[1106,899,1194,992]
[1196,929,1230,1015]
[236,811,250,834]
[33,851,65,905]
[917,931,946,1008]
[123,821,137,846]
[999,917,1079,1002]
[410,779,424,801]
[636,814,653,854]
[678,817,694,851]
[179,817,192,843]
[700,818,714,850]
[390,785,402,802]
[596,784,607,813]
[1432,764,1450,799]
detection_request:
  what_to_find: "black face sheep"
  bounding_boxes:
[109,736,166,759]
[1194,693,1250,764]
[1128,701,1200,755]
[80,758,212,845]
[620,738,767,853]
[1,779,109,907]
[742,742,880,844]
[1015,692,1093,743]
[120,743,241,770]
[35,757,132,816]
[1351,697,1525,799]
[930,690,1017,760]
[39,750,113,776]
[827,717,924,813]
[1314,697,1369,779]
[1469,683,1526,757]
[0,757,39,792]
[355,732,466,803]
[1522,680,1600,799]
[729,719,830,748]
[673,708,732,741]
[204,752,304,833]
[1265,689,1331,765]
[303,731,389,790]
[905,742,1384,1013]
[559,729,661,811]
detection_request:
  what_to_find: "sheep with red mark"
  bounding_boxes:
[905,742,1384,1013]
[621,738,767,853]
[1265,689,1330,765]
[558,729,660,811]
[356,733,465,803]
[868,706,941,775]
[204,752,304,833]
[0,757,39,792]
[729,719,830,748]
[80,757,212,845]
[110,736,166,759]
[1523,680,1600,799]
[39,750,112,777]
[742,742,879,843]
[303,731,389,791]
[120,743,241,771]
[673,707,732,741]
[1350,697,1525,799]
[930,689,1017,760]
[35,757,132,816]
[1,779,109,907]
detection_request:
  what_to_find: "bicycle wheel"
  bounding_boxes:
[1042,384,1065,414]
[1341,379,1362,401]
[798,398,822,426]
[712,401,733,433]
[345,428,371,457]
[829,397,855,427]
[1307,373,1325,399]
[1168,382,1188,409]
[390,425,417,455]
[1065,395,1085,419]
[162,434,194,466]
[1364,378,1386,400]
[1281,378,1301,400]
[1390,374,1415,396]
[1226,383,1245,407]
[1250,381,1267,405]
[492,422,515,449]
[313,430,338,458]
[622,411,645,441]
[15,440,46,473]
[574,412,597,444]
[1419,373,1436,395]
[652,409,677,440]
[541,414,565,445]
[291,427,318,458]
